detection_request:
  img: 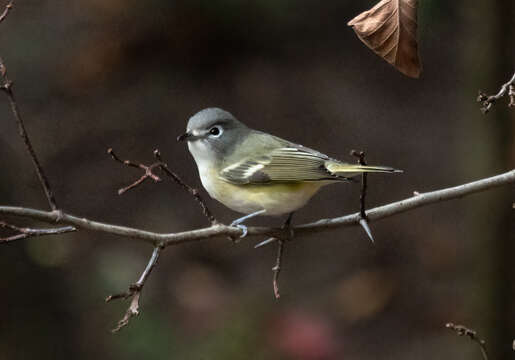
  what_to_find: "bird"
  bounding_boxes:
[178,107,401,240]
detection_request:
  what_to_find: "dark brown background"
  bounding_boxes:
[0,1,514,359]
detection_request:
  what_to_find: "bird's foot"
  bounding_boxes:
[229,209,266,239]
[230,222,248,238]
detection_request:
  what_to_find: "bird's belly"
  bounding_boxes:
[201,171,323,216]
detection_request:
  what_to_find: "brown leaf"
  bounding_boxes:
[348,0,421,78]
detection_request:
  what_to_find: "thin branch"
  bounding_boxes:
[0,1,13,24]
[0,169,512,247]
[271,212,294,299]
[477,71,515,114]
[0,59,59,211]
[108,148,217,225]
[351,150,374,242]
[446,322,488,360]
[106,245,162,332]
[153,150,217,225]
[108,148,162,195]
[0,221,76,243]
[272,240,285,299]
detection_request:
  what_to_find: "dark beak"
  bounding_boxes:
[177,132,191,142]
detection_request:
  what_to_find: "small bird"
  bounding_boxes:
[178,108,401,238]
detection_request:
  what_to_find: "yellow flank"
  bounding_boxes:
[199,167,325,215]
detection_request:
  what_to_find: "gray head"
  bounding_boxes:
[178,108,249,168]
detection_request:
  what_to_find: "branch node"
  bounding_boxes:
[477,71,515,114]
[0,221,76,243]
[109,148,217,225]
[106,246,161,332]
[446,322,488,360]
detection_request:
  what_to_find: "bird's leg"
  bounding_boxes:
[230,209,266,238]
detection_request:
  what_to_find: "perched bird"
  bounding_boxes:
[178,108,401,239]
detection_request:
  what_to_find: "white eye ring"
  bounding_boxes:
[208,125,223,138]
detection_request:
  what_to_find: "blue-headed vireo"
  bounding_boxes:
[178,108,401,236]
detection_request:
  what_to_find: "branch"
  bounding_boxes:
[0,59,59,211]
[351,149,374,242]
[0,221,76,243]
[106,246,162,332]
[446,322,488,360]
[154,150,217,225]
[109,148,217,225]
[0,169,513,247]
[0,1,13,24]
[108,148,162,195]
[477,71,515,114]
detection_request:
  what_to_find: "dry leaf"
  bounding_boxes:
[348,0,421,78]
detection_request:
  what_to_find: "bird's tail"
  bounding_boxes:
[325,162,403,175]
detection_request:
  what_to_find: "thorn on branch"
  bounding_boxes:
[446,322,488,360]
[0,221,76,243]
[350,150,374,243]
[106,245,162,332]
[477,71,515,114]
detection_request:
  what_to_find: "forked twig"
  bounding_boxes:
[446,322,488,360]
[108,148,216,225]
[106,148,218,330]
[0,221,75,243]
[106,245,162,332]
[107,148,162,195]
[270,213,294,299]
[154,150,217,225]
[477,71,515,114]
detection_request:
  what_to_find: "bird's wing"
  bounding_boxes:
[220,146,341,184]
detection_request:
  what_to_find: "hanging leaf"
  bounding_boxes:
[348,0,421,78]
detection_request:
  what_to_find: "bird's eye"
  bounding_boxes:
[209,126,223,137]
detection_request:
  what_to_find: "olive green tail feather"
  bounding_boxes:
[325,162,403,175]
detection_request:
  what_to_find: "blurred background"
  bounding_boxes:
[0,0,513,359]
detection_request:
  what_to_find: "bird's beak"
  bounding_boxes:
[177,132,192,142]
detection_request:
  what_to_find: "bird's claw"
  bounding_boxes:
[255,237,277,248]
[231,223,248,238]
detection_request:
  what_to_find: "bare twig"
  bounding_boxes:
[0,1,13,24]
[271,212,294,299]
[350,150,368,218]
[153,150,217,225]
[108,148,216,225]
[108,148,162,195]
[106,245,162,332]
[477,71,515,114]
[351,150,374,242]
[446,322,488,360]
[0,221,75,243]
[0,59,59,211]
[273,240,285,299]
[0,169,513,247]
